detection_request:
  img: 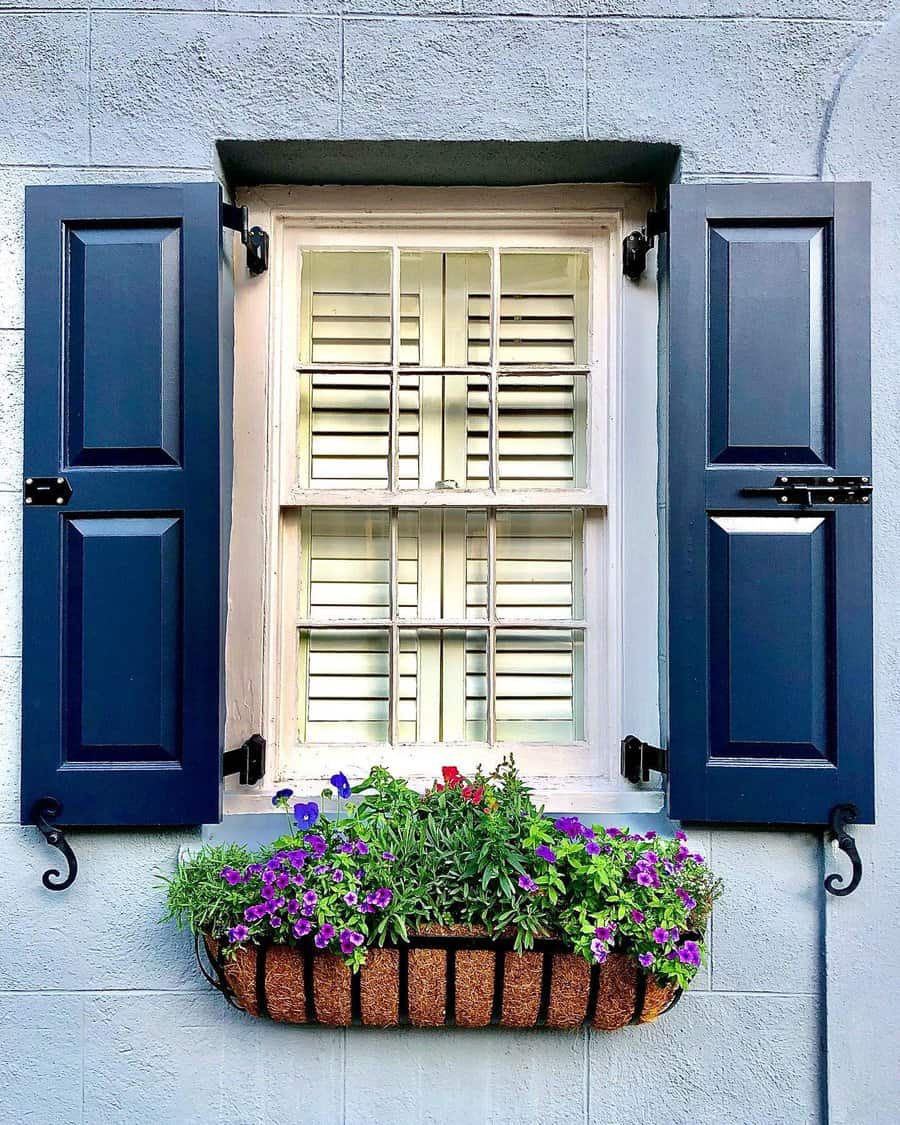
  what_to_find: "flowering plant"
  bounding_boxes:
[163,759,720,988]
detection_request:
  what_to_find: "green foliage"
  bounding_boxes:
[161,759,722,988]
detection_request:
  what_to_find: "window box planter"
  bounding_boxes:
[167,762,720,1031]
[201,925,683,1030]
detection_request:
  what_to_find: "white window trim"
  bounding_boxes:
[225,184,662,815]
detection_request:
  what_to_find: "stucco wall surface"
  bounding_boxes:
[0,5,897,1124]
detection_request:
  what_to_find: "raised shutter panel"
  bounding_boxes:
[21,183,230,826]
[667,182,874,825]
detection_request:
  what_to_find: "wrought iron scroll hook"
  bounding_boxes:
[31,797,78,891]
[824,803,862,898]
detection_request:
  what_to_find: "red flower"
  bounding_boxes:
[441,766,464,790]
[462,785,484,805]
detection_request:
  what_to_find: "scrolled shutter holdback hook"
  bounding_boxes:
[824,803,862,897]
[31,797,78,891]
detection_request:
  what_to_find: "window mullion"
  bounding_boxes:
[487,508,497,746]
[390,246,401,491]
[390,506,400,747]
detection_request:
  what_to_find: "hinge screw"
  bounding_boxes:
[25,497,32,504]
[827,477,835,484]
[780,477,789,483]
[863,495,870,503]
[25,478,33,485]
[862,477,869,483]
[780,496,789,502]
[827,496,835,503]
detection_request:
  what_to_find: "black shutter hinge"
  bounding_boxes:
[620,734,668,784]
[223,733,266,786]
[623,208,668,281]
[222,202,269,276]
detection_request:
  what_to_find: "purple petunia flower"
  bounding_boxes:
[382,852,396,862]
[644,851,659,864]
[260,885,275,902]
[286,899,300,915]
[287,850,308,869]
[652,927,669,945]
[371,887,393,909]
[631,909,645,924]
[339,929,365,954]
[302,890,318,909]
[594,924,615,942]
[358,903,375,914]
[291,874,306,887]
[292,918,312,938]
[246,863,263,877]
[354,840,370,856]
[676,887,697,911]
[692,854,705,865]
[518,874,539,893]
[261,868,276,885]
[585,840,601,856]
[228,924,249,943]
[607,827,624,838]
[332,869,344,883]
[313,864,330,876]
[275,873,290,889]
[554,816,586,839]
[638,952,654,968]
[269,915,283,928]
[535,845,557,864]
[314,932,331,948]
[294,802,320,830]
[678,940,701,967]
[339,842,354,855]
[330,771,352,799]
[589,939,608,964]
[343,891,358,906]
[668,927,680,943]
[674,830,687,842]
[272,788,294,806]
[306,834,327,858]
[644,831,657,840]
[665,950,680,961]
[220,867,243,886]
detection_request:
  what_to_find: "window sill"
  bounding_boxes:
[222,783,663,819]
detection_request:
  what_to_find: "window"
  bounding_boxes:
[229,186,661,811]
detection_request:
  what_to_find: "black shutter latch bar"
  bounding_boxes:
[623,209,667,281]
[621,735,668,784]
[741,475,872,507]
[223,733,266,786]
[221,202,269,276]
[31,797,78,891]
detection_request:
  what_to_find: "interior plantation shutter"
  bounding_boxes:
[20,183,231,827]
[667,182,874,825]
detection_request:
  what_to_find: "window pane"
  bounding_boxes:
[300,251,392,365]
[300,509,390,620]
[299,629,389,743]
[397,510,487,620]
[399,372,489,489]
[300,371,390,487]
[400,252,491,366]
[497,373,587,489]
[495,629,584,742]
[499,253,589,365]
[495,510,583,620]
[398,629,487,742]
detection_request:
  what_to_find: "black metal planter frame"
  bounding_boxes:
[195,932,684,1029]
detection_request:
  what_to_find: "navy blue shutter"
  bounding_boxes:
[21,183,231,826]
[667,182,874,825]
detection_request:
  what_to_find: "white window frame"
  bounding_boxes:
[226,185,662,814]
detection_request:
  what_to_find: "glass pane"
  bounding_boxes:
[300,509,390,620]
[499,253,589,365]
[400,252,491,366]
[398,371,489,489]
[300,251,392,365]
[299,371,390,488]
[396,510,487,621]
[398,629,488,742]
[495,629,584,742]
[497,372,587,489]
[495,510,583,620]
[298,629,389,743]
